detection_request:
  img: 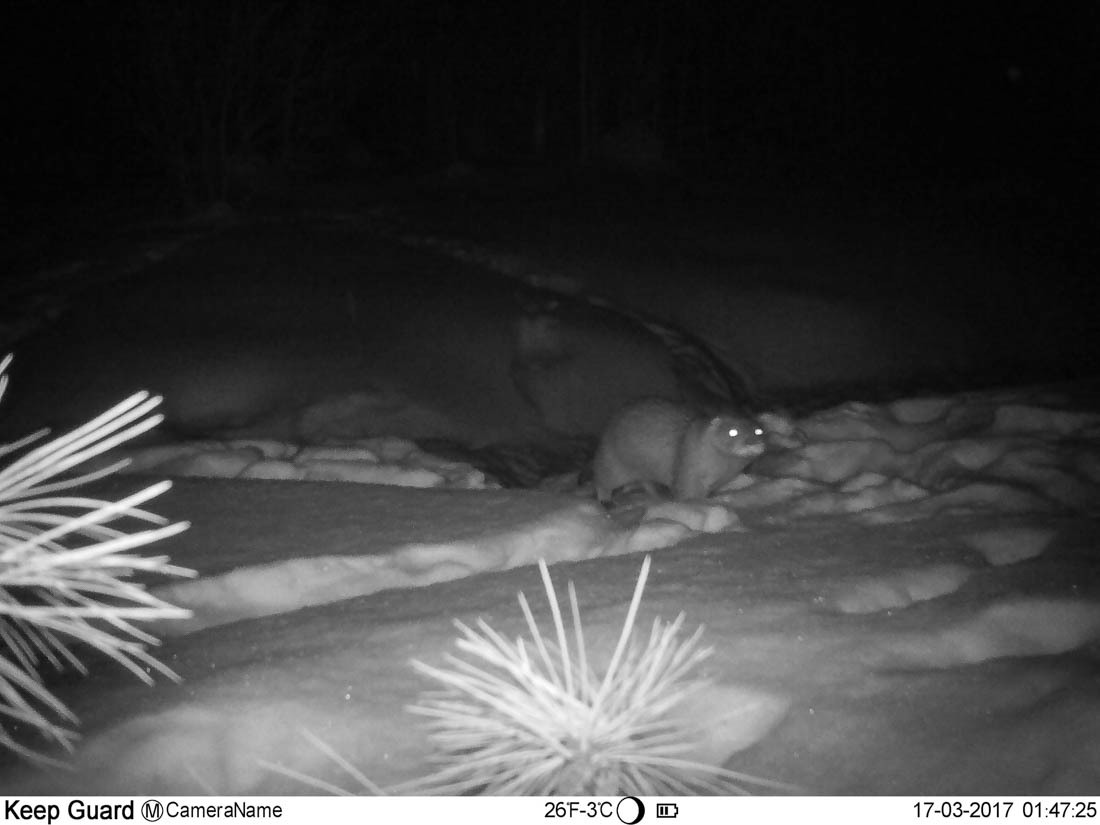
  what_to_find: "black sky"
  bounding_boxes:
[4,0,1095,194]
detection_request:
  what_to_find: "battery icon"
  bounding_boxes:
[656,803,679,818]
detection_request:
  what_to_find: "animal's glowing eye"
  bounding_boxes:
[754,427,764,436]
[727,428,739,438]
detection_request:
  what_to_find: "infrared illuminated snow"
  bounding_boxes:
[1,216,1098,795]
[3,381,1099,795]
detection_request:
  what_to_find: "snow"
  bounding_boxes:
[1,210,1099,795]
[2,384,1096,795]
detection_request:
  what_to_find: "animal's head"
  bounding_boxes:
[709,414,767,458]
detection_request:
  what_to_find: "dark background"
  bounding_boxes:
[4,1,1095,200]
[2,0,1096,385]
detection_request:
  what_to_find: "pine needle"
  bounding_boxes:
[0,354,194,764]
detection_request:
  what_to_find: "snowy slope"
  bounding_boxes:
[2,206,1098,795]
[3,386,1099,795]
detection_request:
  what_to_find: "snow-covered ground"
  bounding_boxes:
[2,202,1099,794]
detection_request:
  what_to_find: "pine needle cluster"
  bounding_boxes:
[0,354,193,764]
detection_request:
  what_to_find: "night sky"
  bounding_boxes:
[4,1,1096,200]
